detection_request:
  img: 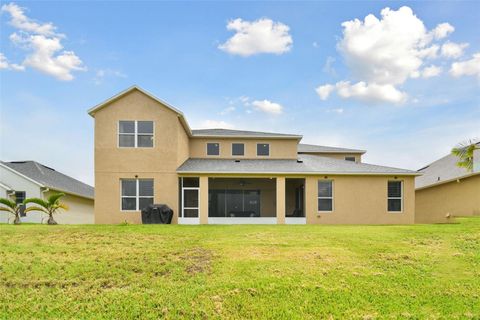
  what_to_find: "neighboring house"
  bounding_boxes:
[0,161,94,224]
[89,86,419,225]
[415,145,480,223]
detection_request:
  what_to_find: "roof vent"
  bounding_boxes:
[235,160,240,163]
[297,159,303,163]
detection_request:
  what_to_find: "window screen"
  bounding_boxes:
[121,179,154,211]
[232,143,245,156]
[257,143,270,156]
[318,180,333,211]
[345,156,356,162]
[207,143,220,156]
[388,180,402,212]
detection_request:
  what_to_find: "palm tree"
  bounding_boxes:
[24,193,68,225]
[451,139,479,172]
[0,198,24,224]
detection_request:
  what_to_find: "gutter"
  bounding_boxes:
[176,170,421,176]
[415,171,480,191]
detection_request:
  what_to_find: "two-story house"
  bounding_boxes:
[89,86,419,225]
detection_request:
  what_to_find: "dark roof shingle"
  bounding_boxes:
[191,128,302,138]
[1,161,94,199]
[298,143,366,154]
[177,154,418,175]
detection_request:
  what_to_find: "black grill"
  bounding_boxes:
[141,204,173,224]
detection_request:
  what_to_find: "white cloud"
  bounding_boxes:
[219,106,235,115]
[431,22,454,39]
[327,108,344,114]
[251,99,284,114]
[322,56,336,75]
[198,120,235,129]
[441,41,469,58]
[218,18,292,56]
[316,84,335,100]
[318,6,465,104]
[420,65,442,78]
[1,2,85,80]
[0,52,25,70]
[93,68,127,85]
[450,52,480,78]
[1,2,58,36]
[335,81,407,104]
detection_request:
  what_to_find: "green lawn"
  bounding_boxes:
[1,218,479,319]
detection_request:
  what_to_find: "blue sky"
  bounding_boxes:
[1,1,479,185]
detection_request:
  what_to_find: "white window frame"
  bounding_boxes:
[120,178,154,212]
[231,142,245,157]
[318,180,334,213]
[387,180,403,213]
[206,142,220,156]
[118,120,155,148]
[256,143,270,157]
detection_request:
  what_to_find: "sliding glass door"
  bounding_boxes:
[209,189,260,217]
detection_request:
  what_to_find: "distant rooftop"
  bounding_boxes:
[1,161,94,199]
[191,128,302,139]
[298,143,366,154]
[416,153,478,189]
[178,154,418,175]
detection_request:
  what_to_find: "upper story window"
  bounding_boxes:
[118,121,154,148]
[345,156,356,162]
[121,178,154,211]
[207,143,220,156]
[318,180,333,212]
[15,191,26,217]
[257,143,270,156]
[388,180,403,212]
[232,143,245,156]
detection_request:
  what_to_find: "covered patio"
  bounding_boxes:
[178,176,306,224]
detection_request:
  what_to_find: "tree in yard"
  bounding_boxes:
[24,193,69,225]
[451,139,479,172]
[0,198,24,224]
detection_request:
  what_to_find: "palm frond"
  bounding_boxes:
[24,198,49,208]
[56,203,69,211]
[24,206,49,214]
[451,139,479,172]
[0,206,15,214]
[0,198,17,210]
[48,193,65,205]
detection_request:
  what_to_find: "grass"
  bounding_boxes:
[1,218,479,319]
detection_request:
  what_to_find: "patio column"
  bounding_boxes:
[276,177,286,224]
[199,176,209,224]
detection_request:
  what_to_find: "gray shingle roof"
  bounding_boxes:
[1,161,94,199]
[415,153,476,189]
[191,128,302,138]
[177,154,418,175]
[298,143,366,154]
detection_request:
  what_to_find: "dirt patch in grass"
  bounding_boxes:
[179,247,213,275]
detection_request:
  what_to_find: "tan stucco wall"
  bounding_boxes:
[189,138,299,159]
[299,153,362,163]
[93,89,189,224]
[304,175,415,224]
[415,174,480,223]
[184,173,415,225]
[44,191,94,224]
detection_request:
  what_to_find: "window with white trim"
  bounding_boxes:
[232,143,245,156]
[118,121,154,148]
[207,143,220,156]
[387,180,402,212]
[121,179,154,211]
[257,143,270,156]
[318,180,333,212]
